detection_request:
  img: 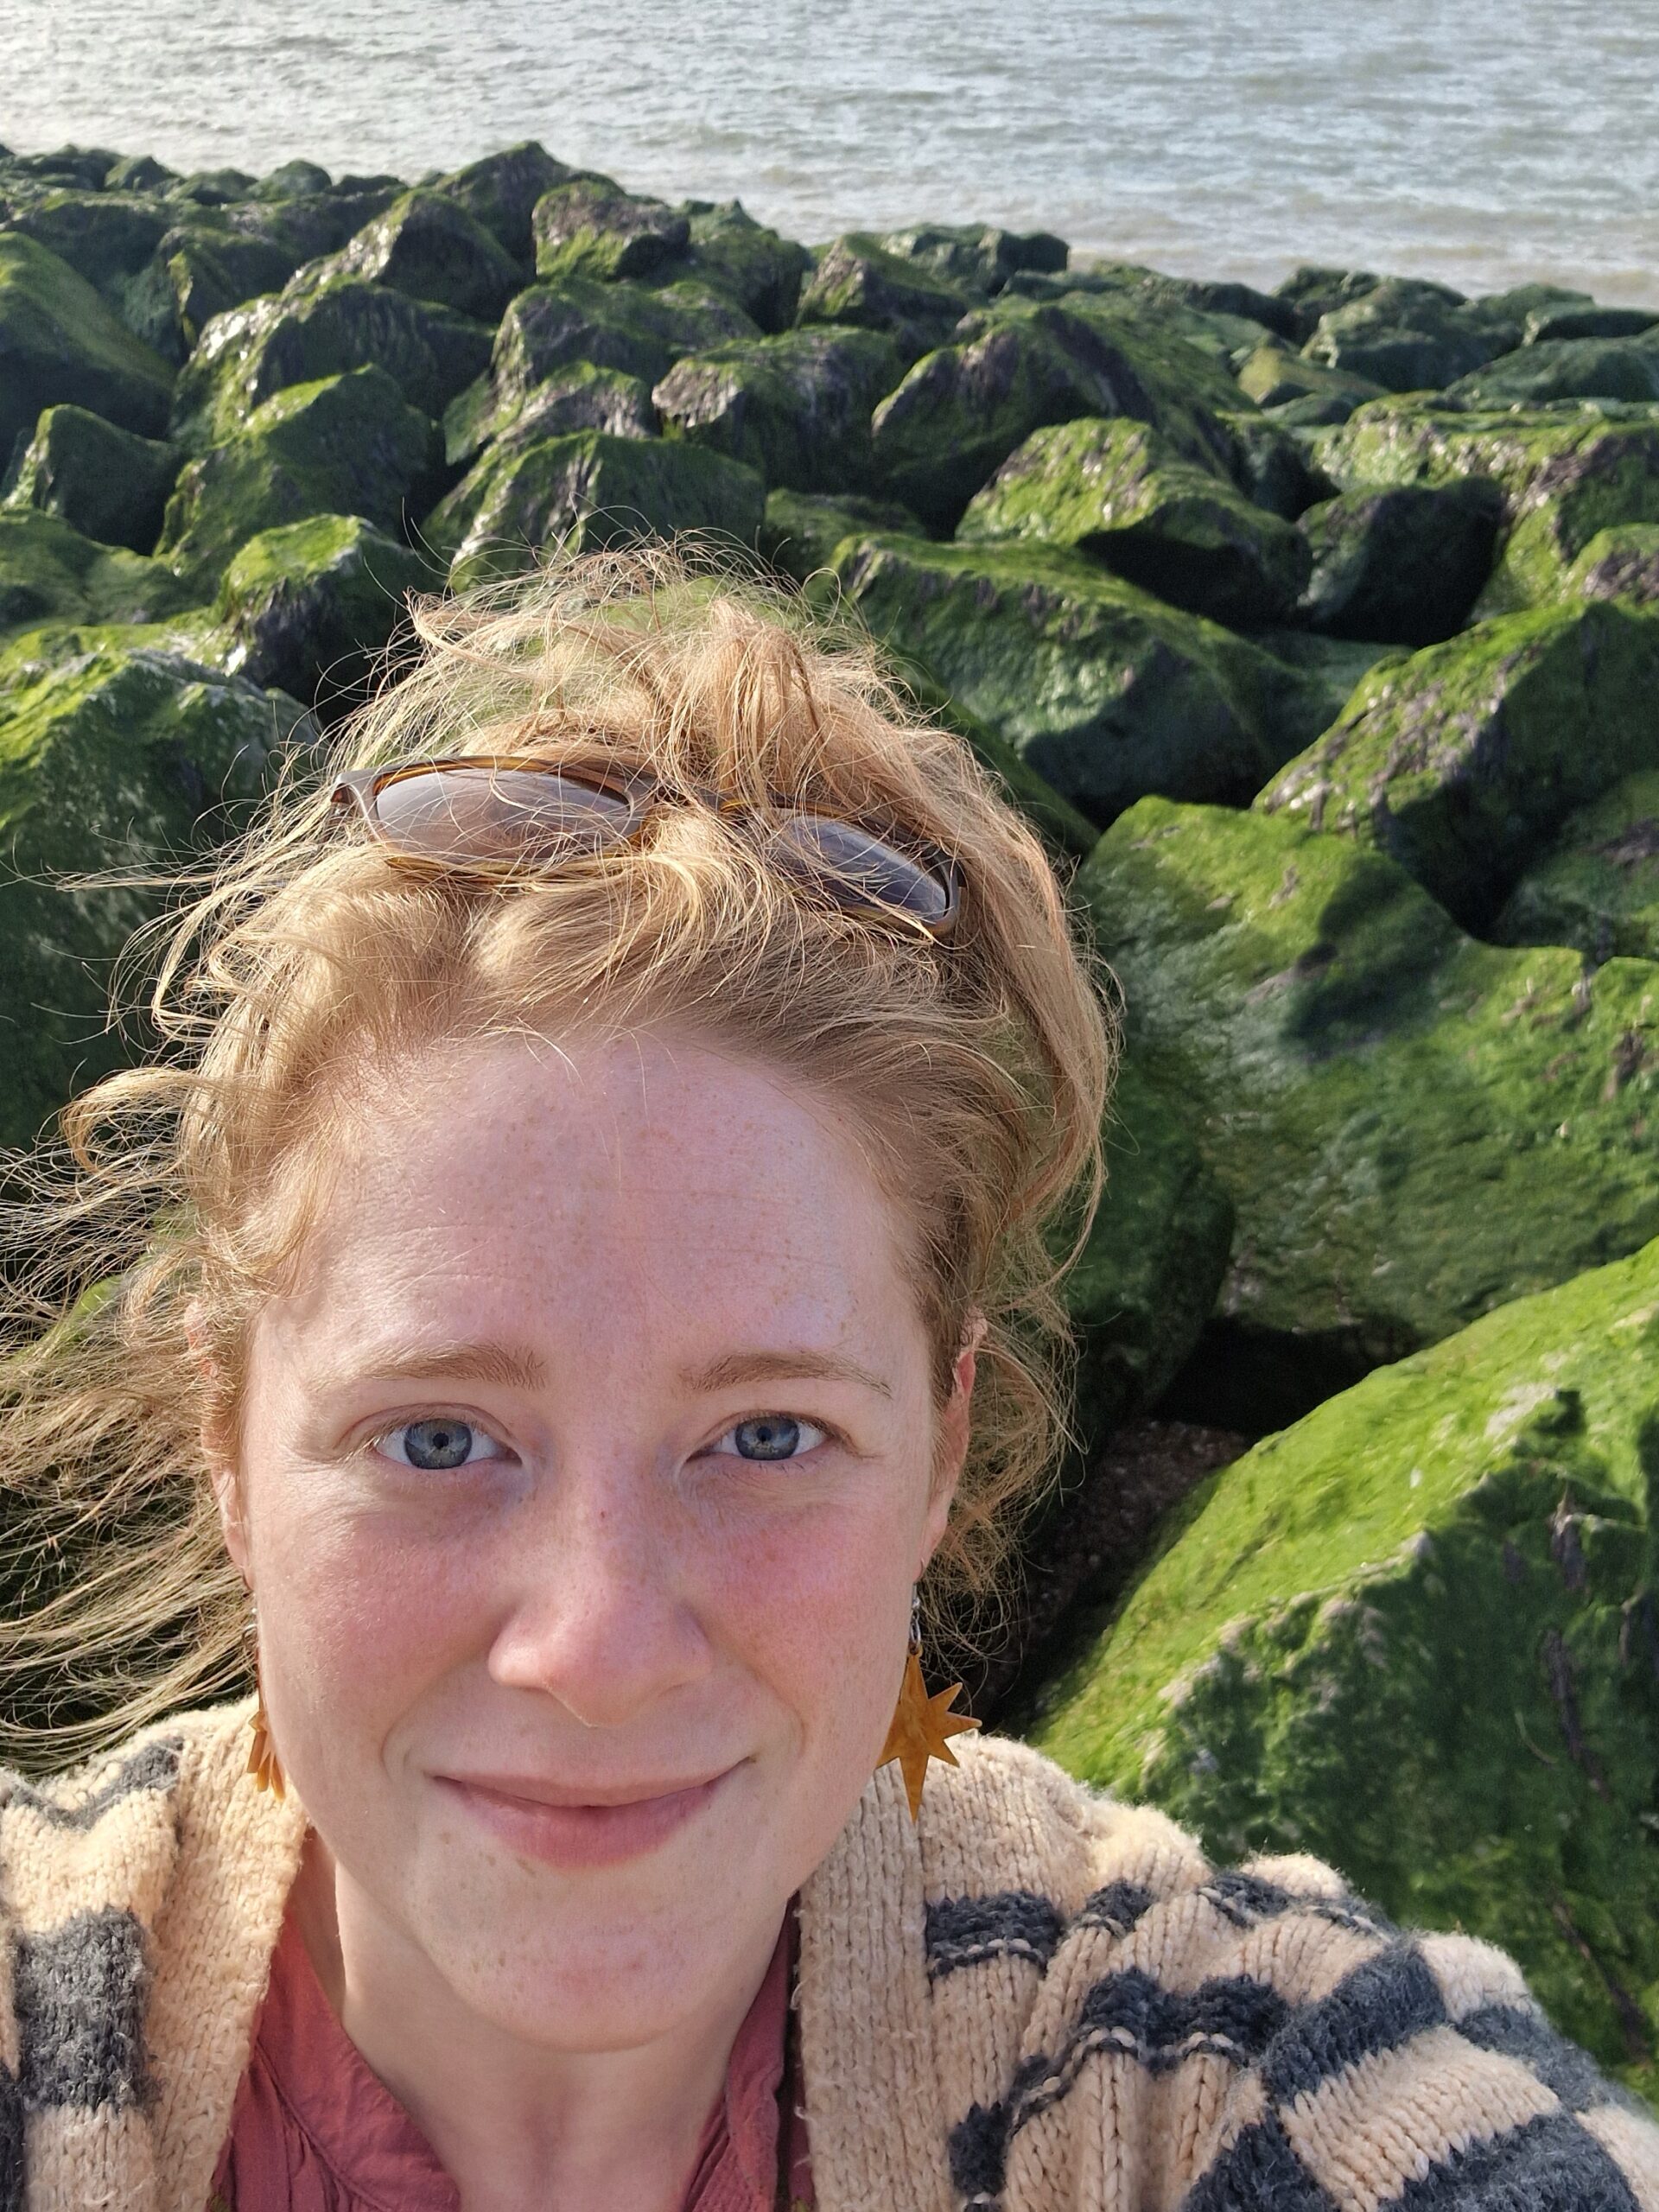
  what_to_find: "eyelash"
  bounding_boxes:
[367,1411,837,1471]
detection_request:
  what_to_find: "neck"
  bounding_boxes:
[287,1829,785,2212]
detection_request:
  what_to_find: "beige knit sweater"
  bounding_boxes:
[2,1697,1656,2212]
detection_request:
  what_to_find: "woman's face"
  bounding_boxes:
[224,1030,968,2046]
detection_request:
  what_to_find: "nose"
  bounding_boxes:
[486,1466,715,1729]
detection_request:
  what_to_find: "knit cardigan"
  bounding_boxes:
[3,1699,1656,2212]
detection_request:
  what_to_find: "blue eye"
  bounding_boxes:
[711,1416,826,1462]
[379,1419,505,1471]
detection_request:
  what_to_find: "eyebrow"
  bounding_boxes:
[325,1340,550,1393]
[683,1349,893,1400]
[316,1341,891,1401]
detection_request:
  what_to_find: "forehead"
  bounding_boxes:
[266,1030,919,1365]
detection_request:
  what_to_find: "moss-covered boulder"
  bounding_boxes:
[1562,524,1659,608]
[323,187,521,321]
[3,404,181,553]
[1274,264,1382,326]
[427,429,765,588]
[1217,408,1328,519]
[653,326,901,494]
[795,233,970,361]
[1491,772,1659,963]
[1302,277,1518,392]
[1065,1055,1236,1449]
[0,232,174,456]
[958,416,1310,626]
[1234,342,1386,416]
[122,222,304,363]
[0,635,299,1146]
[212,512,428,705]
[1311,401,1659,612]
[431,142,574,267]
[757,487,920,583]
[872,221,1068,299]
[452,276,759,458]
[0,510,196,643]
[442,360,655,468]
[869,297,1244,531]
[1030,1236,1659,2104]
[532,179,689,285]
[1445,338,1659,410]
[1258,599,1659,931]
[159,365,437,581]
[831,533,1329,824]
[170,274,489,451]
[677,202,810,334]
[1,190,169,298]
[1077,794,1659,1408]
[1296,479,1503,645]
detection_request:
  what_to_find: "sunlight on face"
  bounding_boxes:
[231,1030,959,2049]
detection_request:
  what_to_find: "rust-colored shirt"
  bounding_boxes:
[209,1899,813,2211]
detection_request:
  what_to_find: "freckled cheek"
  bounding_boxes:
[257,1499,496,1740]
[708,1507,915,1770]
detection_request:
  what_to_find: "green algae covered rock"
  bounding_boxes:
[870,297,1244,531]
[212,512,429,705]
[1217,408,1328,520]
[1258,599,1659,931]
[1492,771,1659,963]
[653,325,902,494]
[831,532,1329,824]
[1561,523,1659,608]
[159,365,437,581]
[170,274,488,451]
[0,509,196,642]
[873,221,1068,299]
[324,187,521,321]
[1296,479,1503,645]
[123,222,304,364]
[428,429,765,588]
[958,416,1310,626]
[0,635,297,1146]
[3,404,181,552]
[454,276,759,457]
[1,190,168,298]
[1031,1236,1659,2101]
[431,142,575,267]
[1302,276,1517,392]
[0,232,174,456]
[442,360,656,469]
[532,179,689,285]
[679,202,810,334]
[757,487,920,583]
[795,232,970,361]
[1235,343,1386,416]
[1077,794,1659,1399]
[1445,337,1659,410]
[1064,1053,1236,1449]
[1312,400,1659,613]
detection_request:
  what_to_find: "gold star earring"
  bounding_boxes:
[244,1600,286,1800]
[876,1588,979,1821]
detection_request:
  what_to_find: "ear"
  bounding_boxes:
[186,1299,251,1586]
[919,1313,987,1573]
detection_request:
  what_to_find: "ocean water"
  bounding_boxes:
[6,0,1657,305]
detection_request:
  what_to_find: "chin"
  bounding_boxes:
[437,1910,739,2050]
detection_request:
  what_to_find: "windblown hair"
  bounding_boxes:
[0,545,1113,1767]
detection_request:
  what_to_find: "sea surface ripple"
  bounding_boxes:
[7,0,1656,303]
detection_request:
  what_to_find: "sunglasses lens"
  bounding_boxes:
[369,766,634,865]
[771,816,955,929]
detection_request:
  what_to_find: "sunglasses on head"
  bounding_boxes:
[329,756,962,941]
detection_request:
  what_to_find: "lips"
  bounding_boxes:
[435,1764,737,1868]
